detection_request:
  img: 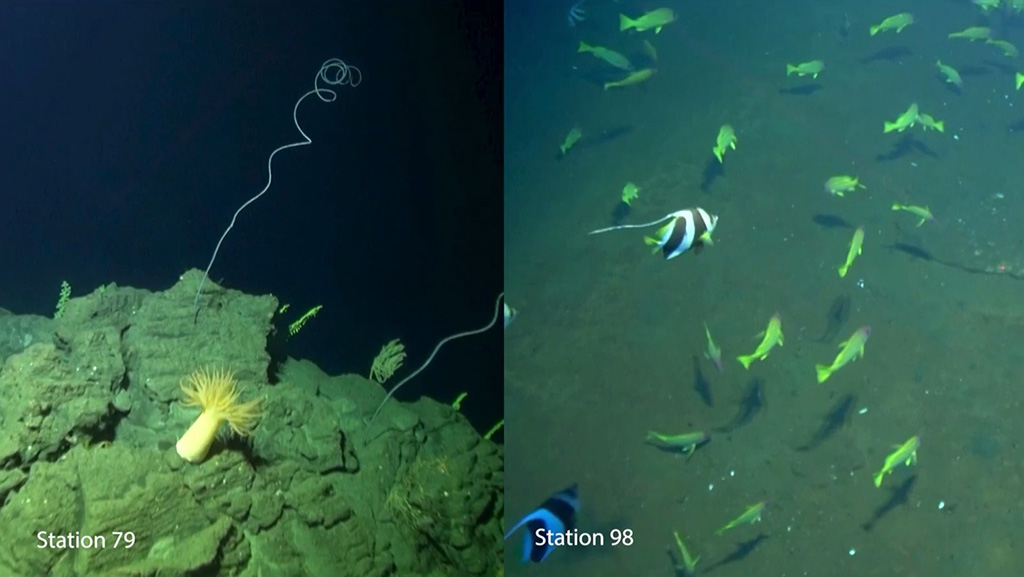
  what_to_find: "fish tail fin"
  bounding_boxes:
[786,64,796,76]
[577,41,591,53]
[870,24,880,36]
[891,204,900,210]
[713,146,723,163]
[873,471,884,487]
[838,264,848,278]
[643,236,662,254]
[618,13,633,31]
[815,364,832,383]
[883,121,897,133]
[737,355,753,370]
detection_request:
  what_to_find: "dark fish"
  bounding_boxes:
[819,294,850,343]
[839,12,850,38]
[812,213,852,230]
[797,394,856,451]
[885,242,932,261]
[715,379,765,433]
[611,200,631,225]
[505,484,579,563]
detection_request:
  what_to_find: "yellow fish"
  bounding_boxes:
[619,8,677,34]
[712,124,737,163]
[578,41,633,71]
[838,226,864,278]
[948,26,991,41]
[621,182,640,205]
[786,60,824,79]
[559,126,582,156]
[815,326,870,383]
[716,502,767,536]
[986,38,1019,58]
[824,175,865,197]
[917,113,944,133]
[603,68,656,90]
[704,322,723,373]
[672,531,700,575]
[892,203,934,226]
[645,430,710,457]
[737,313,782,369]
[874,435,920,487]
[935,60,962,87]
[884,102,918,133]
[870,13,914,36]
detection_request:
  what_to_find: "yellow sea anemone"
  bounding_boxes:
[175,367,263,464]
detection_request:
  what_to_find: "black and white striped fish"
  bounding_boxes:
[589,208,719,260]
[505,484,579,563]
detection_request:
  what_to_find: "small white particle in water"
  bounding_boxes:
[953,134,959,140]
[849,548,856,556]
[730,470,735,477]
[938,501,945,509]
[708,483,714,491]
[858,407,868,415]
[910,162,917,167]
